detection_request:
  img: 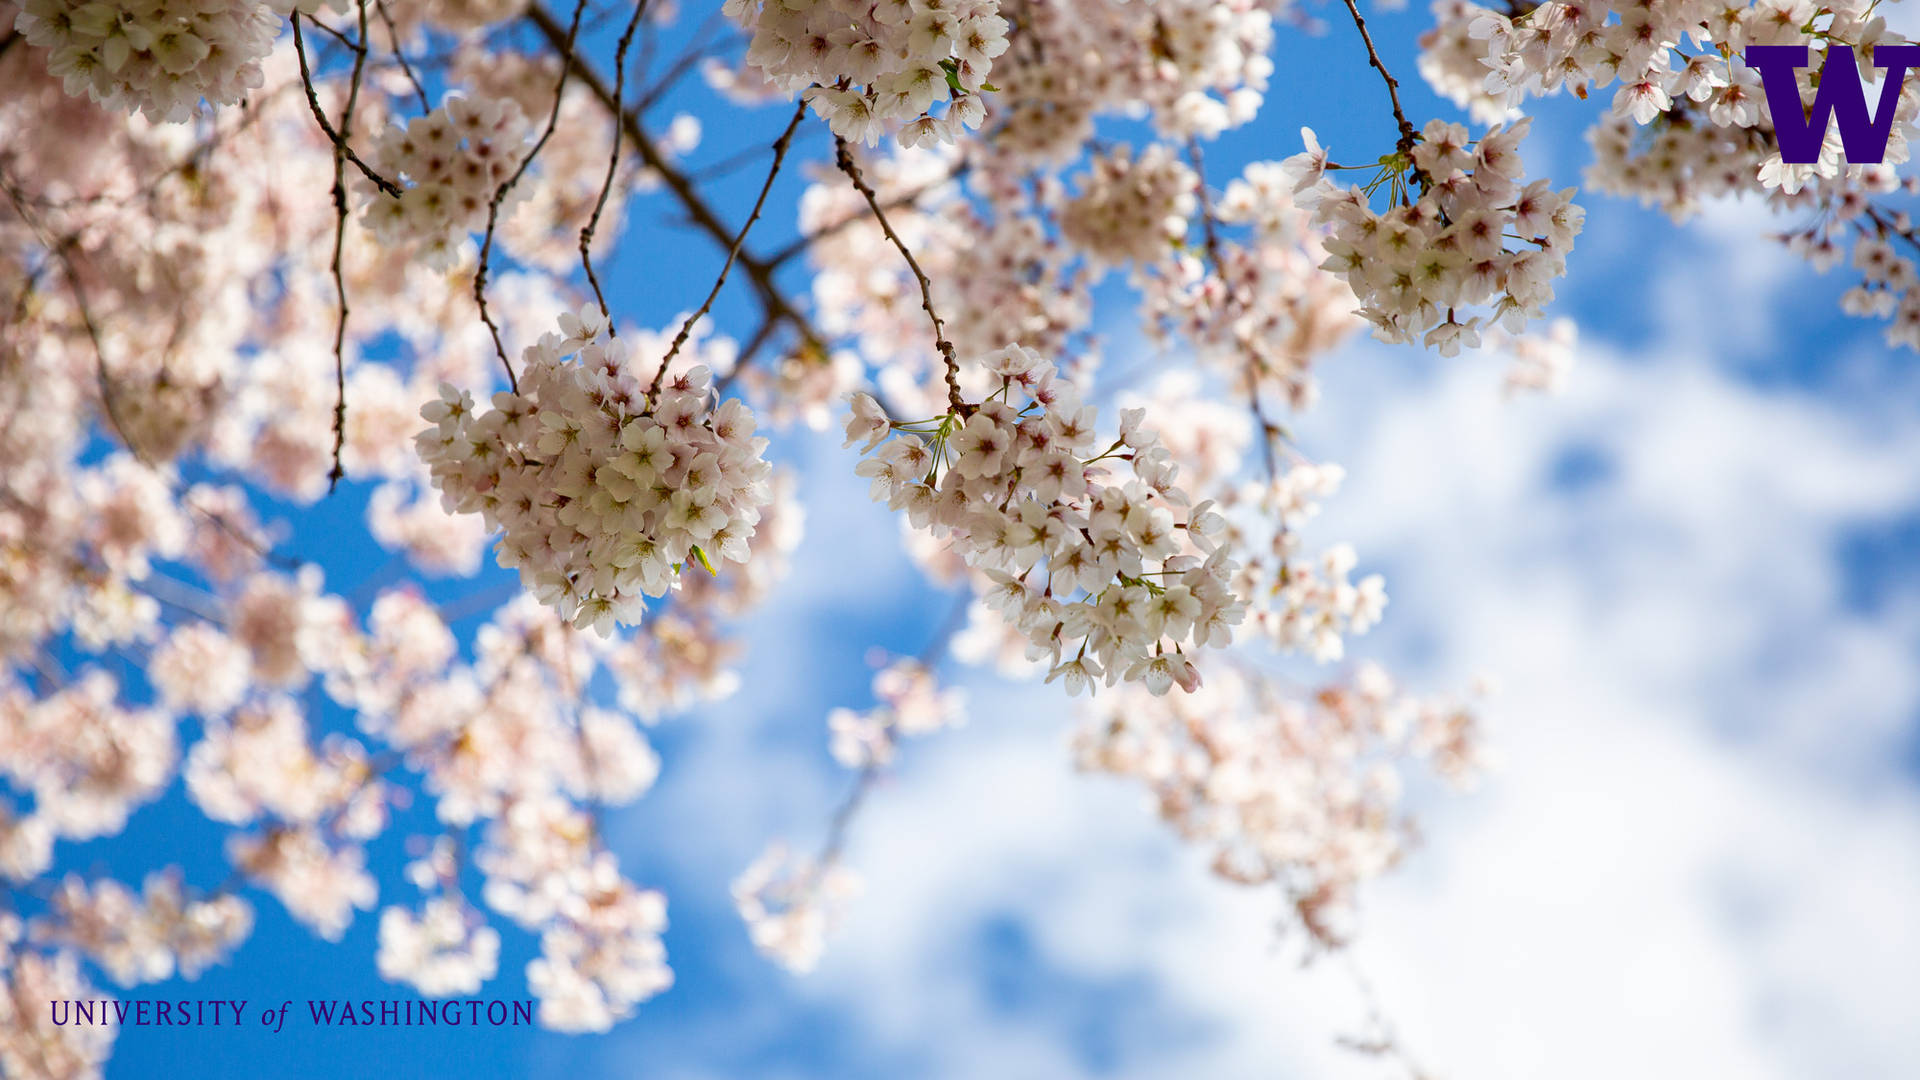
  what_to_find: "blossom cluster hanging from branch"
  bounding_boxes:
[0,0,1900,1073]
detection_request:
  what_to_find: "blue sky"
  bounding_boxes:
[34,4,1920,1078]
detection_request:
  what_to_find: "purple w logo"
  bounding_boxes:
[1746,44,1920,164]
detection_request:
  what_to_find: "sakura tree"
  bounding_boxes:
[0,0,1903,1074]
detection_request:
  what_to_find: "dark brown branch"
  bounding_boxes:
[832,134,965,415]
[580,0,653,325]
[324,0,377,492]
[1864,205,1920,257]
[290,15,404,199]
[301,14,360,51]
[374,0,431,115]
[524,2,826,368]
[1337,0,1419,156]
[475,0,589,393]
[649,98,808,401]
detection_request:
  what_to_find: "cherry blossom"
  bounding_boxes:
[6,0,1868,1068]
[846,344,1247,696]
[418,311,776,635]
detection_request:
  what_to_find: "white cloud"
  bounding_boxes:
[626,324,1920,1078]
[593,187,1920,1077]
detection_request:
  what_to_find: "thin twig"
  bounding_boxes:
[580,0,653,326]
[633,9,731,114]
[324,0,377,492]
[1337,0,1418,156]
[649,97,808,402]
[524,3,825,368]
[764,160,966,268]
[0,175,155,467]
[290,15,404,199]
[301,14,360,51]
[1333,951,1437,1080]
[1185,137,1278,480]
[374,0,431,115]
[475,0,589,392]
[832,134,965,415]
[713,315,778,395]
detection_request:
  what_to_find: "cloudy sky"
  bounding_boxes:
[79,5,1920,1078]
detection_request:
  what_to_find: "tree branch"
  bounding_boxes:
[290,16,404,199]
[523,3,826,369]
[373,0,431,115]
[321,0,377,493]
[649,97,809,402]
[832,134,965,415]
[1185,137,1278,480]
[1337,0,1419,156]
[580,0,652,326]
[475,0,589,394]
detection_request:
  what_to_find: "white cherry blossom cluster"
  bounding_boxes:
[0,936,115,1080]
[362,94,532,271]
[416,310,775,635]
[0,672,175,860]
[1114,373,1252,494]
[184,696,387,836]
[372,838,501,997]
[1075,661,1488,947]
[723,0,1008,147]
[312,591,680,1027]
[827,656,965,769]
[845,345,1246,696]
[1459,0,1884,142]
[1582,110,1781,220]
[481,795,673,1032]
[1141,160,1363,411]
[10,0,297,122]
[1289,119,1585,350]
[1496,317,1578,395]
[1417,0,1523,125]
[29,872,252,986]
[1426,0,1920,198]
[227,827,378,941]
[732,841,862,975]
[1112,389,1389,665]
[1218,463,1388,663]
[1060,143,1198,266]
[328,593,661,824]
[1410,0,1920,349]
[526,876,673,1033]
[377,897,501,996]
[985,0,1277,161]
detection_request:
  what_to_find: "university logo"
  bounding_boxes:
[1746,44,1920,164]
